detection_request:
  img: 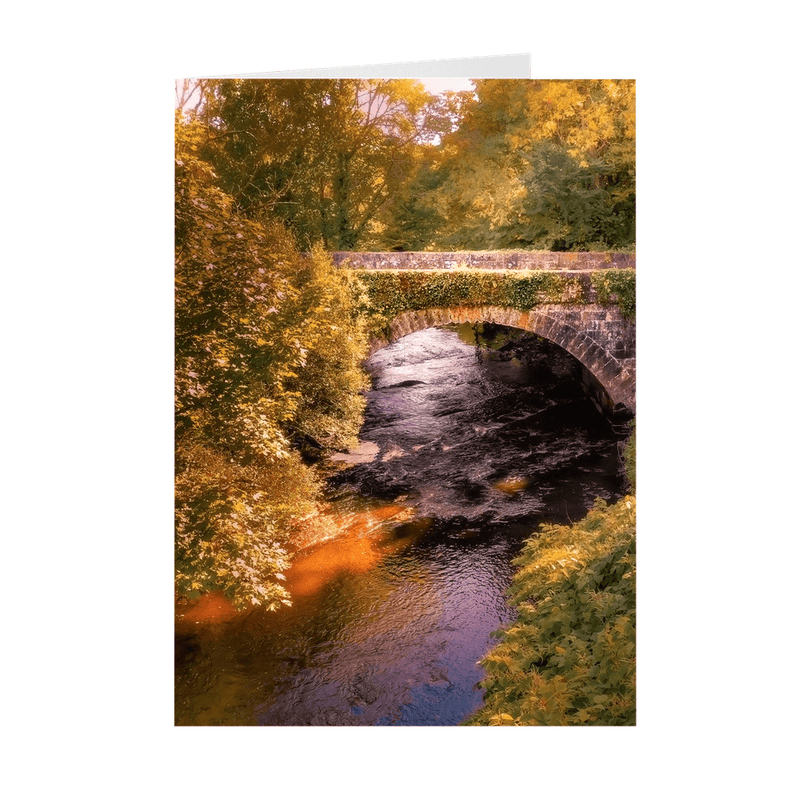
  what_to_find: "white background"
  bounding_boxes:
[4,3,796,797]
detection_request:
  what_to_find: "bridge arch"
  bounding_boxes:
[367,305,636,416]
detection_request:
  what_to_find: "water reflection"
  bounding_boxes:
[175,325,625,726]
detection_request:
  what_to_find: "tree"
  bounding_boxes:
[189,79,454,250]
[467,497,636,726]
[420,80,636,251]
[175,114,369,609]
[366,143,446,251]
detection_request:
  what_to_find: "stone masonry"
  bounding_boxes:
[333,252,636,415]
[332,251,635,271]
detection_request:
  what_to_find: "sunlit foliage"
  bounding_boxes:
[174,77,636,611]
[388,80,635,252]
[466,497,636,726]
[590,268,636,319]
[175,115,369,609]
[623,420,636,494]
[353,267,588,337]
[188,79,457,251]
[182,78,634,253]
[350,266,635,343]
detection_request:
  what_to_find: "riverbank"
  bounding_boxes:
[175,329,631,725]
[465,494,636,725]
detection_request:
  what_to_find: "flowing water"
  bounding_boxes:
[175,324,628,726]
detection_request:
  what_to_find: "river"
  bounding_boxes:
[175,324,627,725]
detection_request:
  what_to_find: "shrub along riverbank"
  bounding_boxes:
[175,117,369,611]
[467,428,636,726]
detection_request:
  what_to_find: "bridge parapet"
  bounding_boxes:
[328,251,635,415]
[332,251,635,271]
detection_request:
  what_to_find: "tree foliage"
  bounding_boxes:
[175,115,369,609]
[623,419,636,494]
[466,497,636,726]
[181,79,634,253]
[352,267,591,339]
[387,80,635,251]
[188,79,457,250]
[173,77,636,608]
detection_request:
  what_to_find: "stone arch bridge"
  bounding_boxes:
[332,251,636,417]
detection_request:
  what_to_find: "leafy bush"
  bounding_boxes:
[175,116,369,609]
[590,269,636,319]
[404,80,635,252]
[466,497,636,726]
[623,420,636,494]
[175,443,314,609]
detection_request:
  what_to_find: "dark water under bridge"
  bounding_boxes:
[332,251,636,416]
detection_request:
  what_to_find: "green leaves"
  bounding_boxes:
[465,496,636,726]
[591,269,636,319]
[396,79,635,252]
[175,123,370,610]
[182,79,634,253]
[192,79,448,250]
[352,267,600,341]
[623,420,636,493]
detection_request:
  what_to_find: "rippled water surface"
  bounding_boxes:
[175,325,626,726]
